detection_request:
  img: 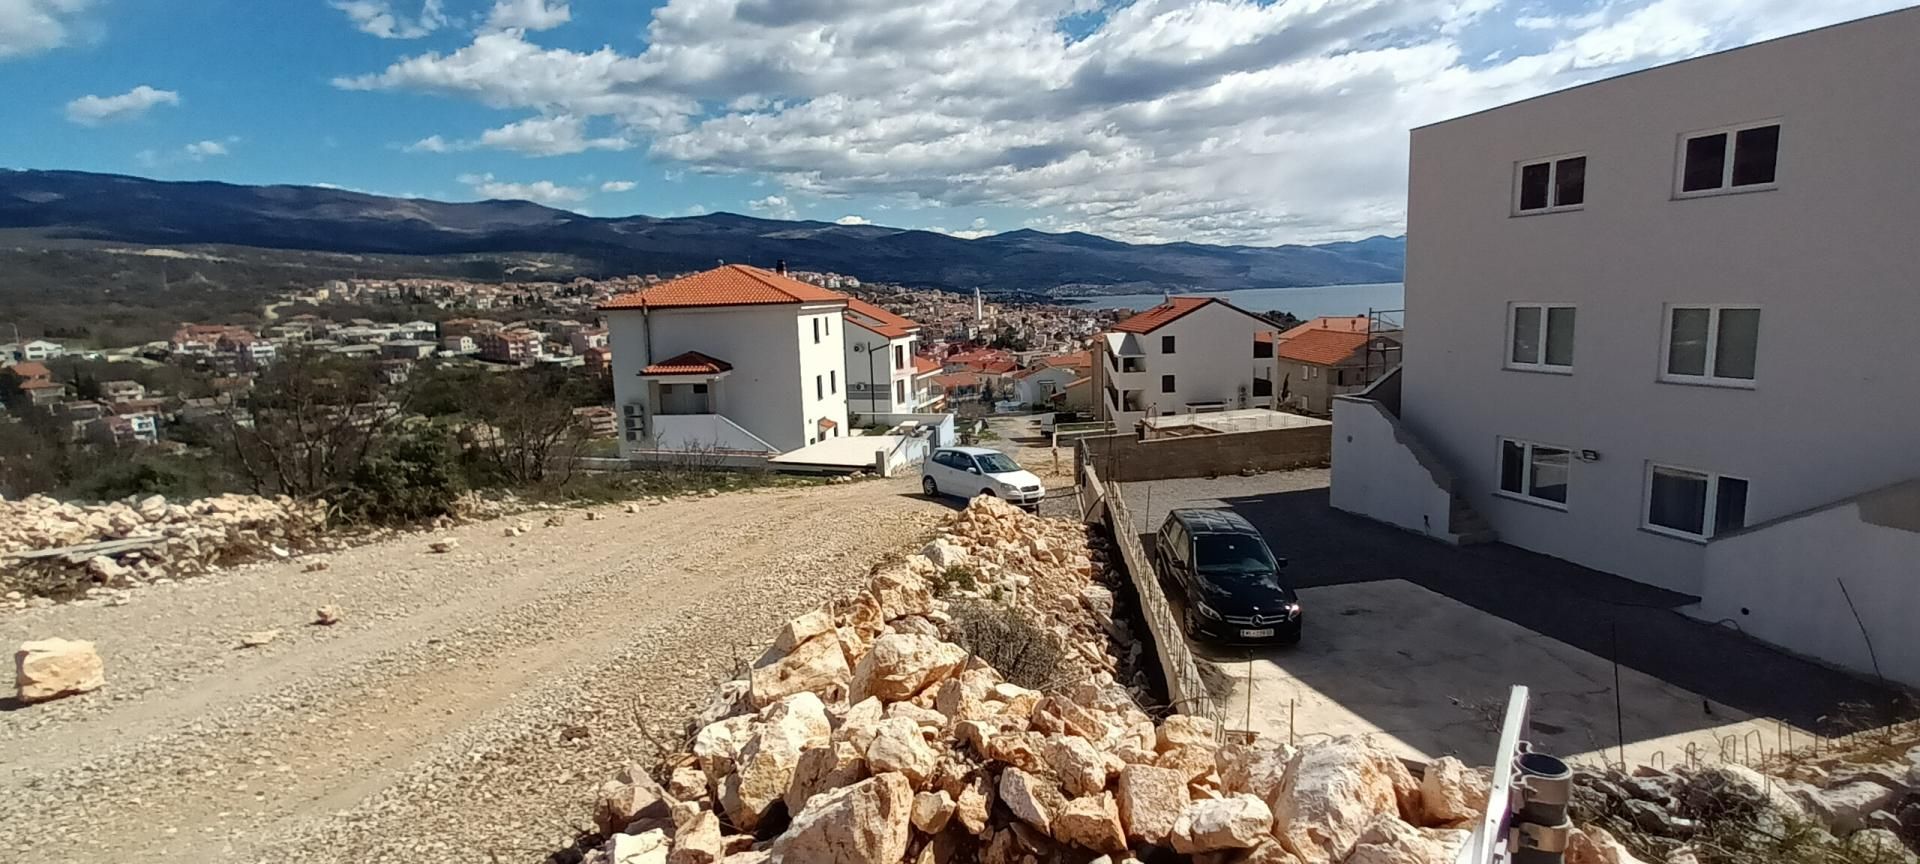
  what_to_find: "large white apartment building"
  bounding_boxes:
[1091,297,1278,431]
[843,296,927,415]
[601,265,850,454]
[1333,9,1920,686]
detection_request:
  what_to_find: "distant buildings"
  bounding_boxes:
[478,329,543,365]
[1270,323,1401,416]
[1091,297,1277,431]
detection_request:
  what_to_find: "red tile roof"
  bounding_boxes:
[843,297,920,339]
[599,265,848,310]
[933,371,979,389]
[912,355,941,376]
[1278,315,1369,341]
[1275,329,1371,366]
[639,351,733,376]
[1041,351,1092,369]
[1109,296,1215,333]
[8,361,51,380]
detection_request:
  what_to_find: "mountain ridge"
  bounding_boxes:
[0,169,1403,295]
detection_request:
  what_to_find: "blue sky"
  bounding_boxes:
[1,0,1911,244]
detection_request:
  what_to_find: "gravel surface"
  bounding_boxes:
[0,477,949,864]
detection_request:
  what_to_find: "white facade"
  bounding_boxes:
[1339,10,1920,612]
[19,340,62,361]
[1095,300,1276,431]
[844,326,918,416]
[607,302,849,454]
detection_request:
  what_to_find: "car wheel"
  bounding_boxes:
[979,488,997,498]
[922,476,939,498]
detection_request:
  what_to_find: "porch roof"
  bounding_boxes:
[639,350,733,376]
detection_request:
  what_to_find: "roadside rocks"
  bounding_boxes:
[15,637,106,703]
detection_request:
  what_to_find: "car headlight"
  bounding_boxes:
[1286,602,1302,620]
[1195,600,1224,620]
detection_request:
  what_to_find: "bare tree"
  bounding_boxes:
[220,350,413,498]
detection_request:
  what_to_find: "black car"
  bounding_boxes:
[1153,508,1302,645]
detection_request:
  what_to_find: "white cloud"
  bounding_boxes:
[476,114,629,156]
[183,139,229,159]
[0,0,95,59]
[833,214,870,225]
[457,172,588,206]
[330,0,445,39]
[339,0,1915,243]
[403,134,454,153]
[484,0,570,32]
[136,137,235,167]
[601,179,637,192]
[65,85,179,126]
[747,194,795,219]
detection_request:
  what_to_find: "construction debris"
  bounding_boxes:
[14,637,106,704]
[579,497,1483,864]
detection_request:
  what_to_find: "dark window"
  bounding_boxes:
[893,345,905,370]
[1254,339,1273,358]
[1682,132,1727,192]
[1518,162,1551,211]
[1731,125,1779,187]
[830,370,837,393]
[1161,374,1175,393]
[1715,477,1749,535]
[1500,440,1526,494]
[1161,335,1176,354]
[1528,446,1569,504]
[692,383,708,394]
[1649,468,1708,535]
[1252,377,1272,397]
[1554,157,1585,206]
[816,375,824,399]
[812,318,821,343]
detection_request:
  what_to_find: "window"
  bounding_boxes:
[1161,335,1177,354]
[1662,305,1759,386]
[816,375,824,399]
[1120,356,1144,373]
[893,344,905,370]
[830,370,837,394]
[896,380,906,404]
[824,316,830,336]
[1678,122,1779,195]
[1161,374,1176,393]
[812,318,821,343]
[1254,339,1273,359]
[1515,155,1586,213]
[1252,377,1272,397]
[1508,303,1576,371]
[1498,438,1570,507]
[1645,464,1748,540]
[692,383,708,394]
[1299,365,1319,380]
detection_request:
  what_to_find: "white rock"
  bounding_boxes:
[848,634,967,703]
[723,692,832,831]
[608,829,670,864]
[14,638,105,703]
[1270,737,1403,863]
[1170,795,1273,854]
[771,773,913,864]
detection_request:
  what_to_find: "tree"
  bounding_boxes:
[0,419,62,498]
[219,350,412,499]
[458,368,591,487]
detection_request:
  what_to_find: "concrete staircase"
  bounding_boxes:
[1448,493,1498,545]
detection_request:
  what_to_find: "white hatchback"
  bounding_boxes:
[921,446,1046,511]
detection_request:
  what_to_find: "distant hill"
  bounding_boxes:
[0,169,1403,295]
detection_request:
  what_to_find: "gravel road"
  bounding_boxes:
[0,477,950,864]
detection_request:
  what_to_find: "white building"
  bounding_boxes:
[842,297,923,416]
[18,340,63,361]
[602,265,850,454]
[1091,297,1278,431]
[1332,9,1920,686]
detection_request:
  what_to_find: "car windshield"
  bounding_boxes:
[973,453,1021,474]
[1194,533,1279,582]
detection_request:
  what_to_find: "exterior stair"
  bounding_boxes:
[1448,494,1498,545]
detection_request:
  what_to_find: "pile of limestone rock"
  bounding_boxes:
[579,496,1497,864]
[0,492,327,601]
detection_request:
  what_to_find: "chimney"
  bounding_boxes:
[775,259,788,275]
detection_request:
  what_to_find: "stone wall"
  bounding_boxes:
[1075,424,1331,483]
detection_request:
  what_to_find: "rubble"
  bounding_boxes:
[15,637,106,703]
[313,605,343,626]
[1,492,327,603]
[573,497,1522,864]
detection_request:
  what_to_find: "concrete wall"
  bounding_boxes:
[1330,396,1456,541]
[1397,9,1920,594]
[608,304,812,454]
[1077,424,1330,483]
[1693,480,1920,688]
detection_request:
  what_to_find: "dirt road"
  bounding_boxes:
[0,478,949,863]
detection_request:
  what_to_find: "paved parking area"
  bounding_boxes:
[1120,470,1895,766]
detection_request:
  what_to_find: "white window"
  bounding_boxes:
[1507,303,1576,372]
[1497,438,1570,508]
[1677,121,1779,196]
[1515,154,1586,214]
[1644,464,1748,541]
[1661,305,1759,386]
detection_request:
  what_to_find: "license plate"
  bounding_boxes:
[1240,628,1275,638]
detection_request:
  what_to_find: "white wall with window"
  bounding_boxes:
[1661,305,1758,386]
[1644,464,1747,541]
[1497,438,1571,508]
[1676,121,1780,196]
[1514,154,1586,214]
[1507,303,1576,372]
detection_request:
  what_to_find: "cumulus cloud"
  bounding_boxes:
[65,85,179,126]
[135,137,236,167]
[183,139,228,159]
[457,172,588,205]
[476,114,629,156]
[600,179,636,192]
[403,134,454,153]
[833,215,870,226]
[331,0,445,39]
[484,0,570,32]
[747,194,795,219]
[0,0,95,59]
[338,0,1912,243]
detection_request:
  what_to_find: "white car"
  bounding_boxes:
[922,446,1046,511]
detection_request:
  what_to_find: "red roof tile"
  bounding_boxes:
[1278,315,1369,341]
[1274,329,1370,366]
[639,351,733,376]
[1041,351,1092,369]
[599,265,848,310]
[9,361,51,379]
[1109,297,1215,333]
[912,355,941,376]
[843,297,920,339]
[933,371,979,389]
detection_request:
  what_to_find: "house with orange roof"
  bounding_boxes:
[1011,350,1093,407]
[842,296,930,415]
[1272,327,1402,416]
[1091,296,1280,431]
[599,263,850,454]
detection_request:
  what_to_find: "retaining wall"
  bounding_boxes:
[1076,424,1329,483]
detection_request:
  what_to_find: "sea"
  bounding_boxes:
[1063,282,1405,320]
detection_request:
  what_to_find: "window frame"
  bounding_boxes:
[1160,374,1176,393]
[1512,153,1588,215]
[1674,120,1781,199]
[1658,304,1760,389]
[1495,437,1572,511]
[1505,302,1577,374]
[1161,335,1177,354]
[1642,462,1750,542]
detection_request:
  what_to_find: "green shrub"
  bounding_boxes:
[334,430,464,525]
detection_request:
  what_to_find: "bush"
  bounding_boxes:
[334,430,464,525]
[946,598,1068,691]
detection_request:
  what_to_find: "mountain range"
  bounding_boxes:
[0,169,1403,296]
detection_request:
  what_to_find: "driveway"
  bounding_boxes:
[1120,470,1897,766]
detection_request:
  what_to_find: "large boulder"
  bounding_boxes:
[954,773,995,836]
[1270,737,1404,863]
[848,634,967,703]
[1169,795,1273,854]
[14,638,105,704]
[785,742,867,815]
[1343,817,1450,864]
[998,766,1061,834]
[596,762,674,834]
[911,790,955,834]
[1116,763,1189,846]
[1219,738,1297,802]
[694,715,754,782]
[670,811,724,864]
[749,629,852,709]
[862,717,939,789]
[1053,792,1129,853]
[1420,757,1491,825]
[723,692,832,832]
[1799,780,1898,834]
[1566,826,1649,864]
[770,773,913,864]
[1045,734,1111,797]
[865,569,933,623]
